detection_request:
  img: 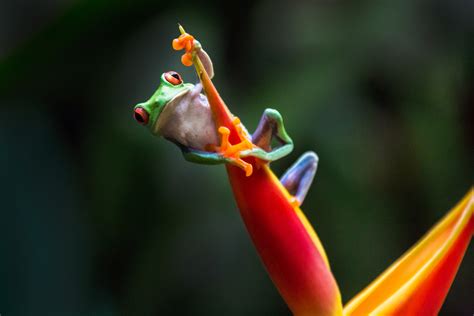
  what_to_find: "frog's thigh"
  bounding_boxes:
[280,151,318,205]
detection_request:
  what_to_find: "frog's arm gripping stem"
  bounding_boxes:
[173,26,257,176]
[173,26,295,175]
[180,146,229,165]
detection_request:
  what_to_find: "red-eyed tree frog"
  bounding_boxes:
[133,40,318,206]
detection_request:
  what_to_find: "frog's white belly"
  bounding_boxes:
[156,92,219,150]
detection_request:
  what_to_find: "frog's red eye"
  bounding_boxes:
[134,107,149,125]
[164,71,183,85]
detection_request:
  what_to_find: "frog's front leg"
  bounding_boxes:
[173,33,214,79]
[194,40,214,79]
[181,147,229,165]
[240,109,294,162]
[173,141,228,165]
[280,151,318,207]
[188,42,213,98]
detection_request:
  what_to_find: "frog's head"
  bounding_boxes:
[133,71,193,134]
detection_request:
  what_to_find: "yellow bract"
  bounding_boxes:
[344,189,473,315]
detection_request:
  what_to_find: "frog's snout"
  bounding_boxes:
[133,106,149,125]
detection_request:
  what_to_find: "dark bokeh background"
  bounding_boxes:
[1,0,473,315]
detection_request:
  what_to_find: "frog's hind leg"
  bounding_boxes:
[246,108,294,162]
[280,151,318,207]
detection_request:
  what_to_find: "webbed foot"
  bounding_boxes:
[213,117,256,176]
[172,28,195,66]
[280,152,318,207]
[172,25,214,78]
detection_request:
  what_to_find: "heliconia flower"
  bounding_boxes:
[174,27,473,316]
[343,190,473,315]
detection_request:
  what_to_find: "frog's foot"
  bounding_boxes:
[172,25,215,79]
[172,29,195,66]
[172,25,205,67]
[214,117,256,177]
[280,151,318,207]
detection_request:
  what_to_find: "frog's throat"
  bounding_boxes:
[152,89,189,135]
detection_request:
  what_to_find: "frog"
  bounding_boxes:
[132,39,319,205]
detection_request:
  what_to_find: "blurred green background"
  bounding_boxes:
[1,0,472,315]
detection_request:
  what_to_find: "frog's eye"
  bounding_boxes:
[164,71,183,85]
[134,107,149,125]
